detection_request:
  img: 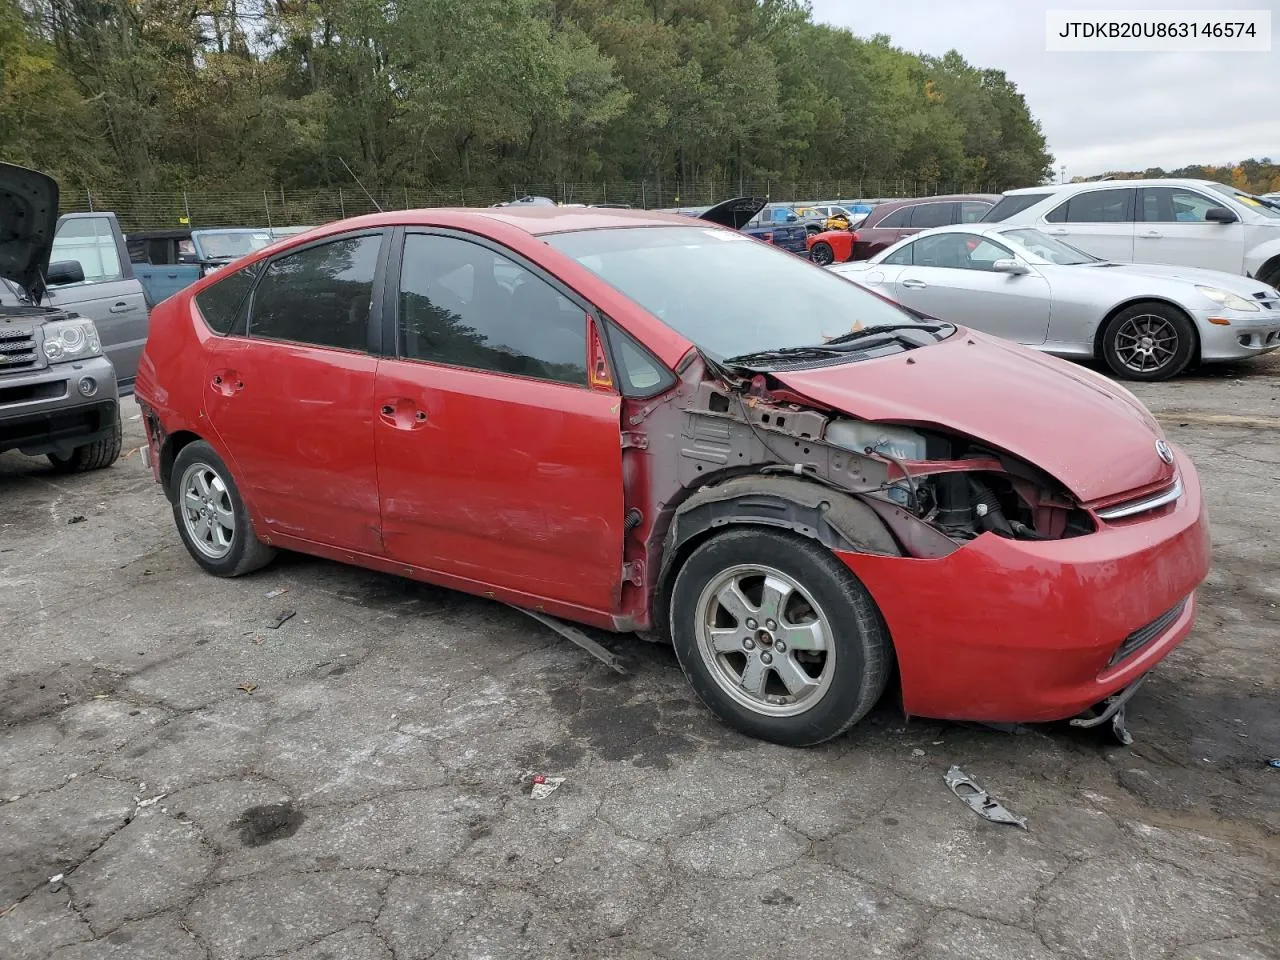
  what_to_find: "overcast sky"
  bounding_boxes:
[808,0,1280,179]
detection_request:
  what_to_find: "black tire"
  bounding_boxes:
[810,241,835,266]
[48,411,122,473]
[169,440,275,577]
[1259,261,1280,290]
[1100,302,1196,382]
[669,528,891,747]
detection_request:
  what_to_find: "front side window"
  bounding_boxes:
[908,203,953,228]
[910,233,1011,270]
[248,235,380,351]
[545,226,929,361]
[1141,188,1220,222]
[1047,188,1135,224]
[50,217,123,284]
[882,243,913,266]
[398,234,588,386]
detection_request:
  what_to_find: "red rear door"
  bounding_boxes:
[201,231,386,554]
[373,230,625,615]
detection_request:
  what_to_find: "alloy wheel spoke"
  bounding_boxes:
[757,575,794,624]
[739,655,769,697]
[778,618,827,651]
[709,627,744,653]
[715,581,756,625]
[773,654,820,695]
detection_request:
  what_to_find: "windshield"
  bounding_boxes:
[1001,228,1098,265]
[1205,184,1280,219]
[195,230,274,260]
[545,226,930,359]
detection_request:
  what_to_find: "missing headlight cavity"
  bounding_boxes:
[680,378,1093,549]
[902,470,1094,541]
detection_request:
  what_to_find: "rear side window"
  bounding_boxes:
[908,203,953,228]
[1046,188,1135,224]
[981,193,1051,222]
[248,235,381,351]
[959,201,992,223]
[194,265,259,335]
[876,207,910,228]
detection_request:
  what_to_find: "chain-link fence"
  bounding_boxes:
[57,178,1012,231]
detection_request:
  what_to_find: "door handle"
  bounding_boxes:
[379,398,428,429]
[1046,228,1069,236]
[109,301,132,313]
[901,278,927,289]
[1140,230,1162,238]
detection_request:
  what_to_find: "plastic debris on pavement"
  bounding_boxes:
[264,588,289,599]
[530,774,566,800]
[1268,758,1280,769]
[67,515,86,524]
[268,609,296,629]
[944,765,1027,830]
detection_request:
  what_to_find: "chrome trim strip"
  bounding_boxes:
[1097,477,1183,521]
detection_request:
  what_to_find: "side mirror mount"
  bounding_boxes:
[46,260,86,286]
[1205,206,1239,224]
[991,258,1029,275]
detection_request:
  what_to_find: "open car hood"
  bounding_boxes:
[698,196,767,230]
[0,162,59,301]
[772,329,1175,503]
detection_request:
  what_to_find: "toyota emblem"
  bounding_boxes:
[1155,439,1174,465]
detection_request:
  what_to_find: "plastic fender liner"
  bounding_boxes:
[667,475,901,556]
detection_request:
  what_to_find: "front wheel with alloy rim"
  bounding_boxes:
[810,241,835,266]
[670,528,891,746]
[169,441,275,577]
[1100,302,1195,381]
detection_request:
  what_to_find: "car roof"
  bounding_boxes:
[391,205,700,235]
[1001,178,1227,196]
[869,193,1001,211]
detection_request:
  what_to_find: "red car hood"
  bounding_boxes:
[773,329,1174,503]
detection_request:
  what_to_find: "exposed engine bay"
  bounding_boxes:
[672,365,1095,558]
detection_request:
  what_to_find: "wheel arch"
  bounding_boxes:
[650,474,901,643]
[159,429,207,500]
[1091,297,1201,363]
[1255,253,1280,287]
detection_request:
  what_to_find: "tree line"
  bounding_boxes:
[1077,159,1280,195]
[0,0,1055,199]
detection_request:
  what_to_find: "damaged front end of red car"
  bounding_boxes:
[621,341,1210,730]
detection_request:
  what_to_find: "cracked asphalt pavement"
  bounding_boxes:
[2,356,1278,960]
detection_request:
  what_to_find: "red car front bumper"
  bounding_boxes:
[836,448,1211,723]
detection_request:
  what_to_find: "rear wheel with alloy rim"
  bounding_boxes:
[1101,302,1195,382]
[810,241,835,266]
[670,528,891,746]
[170,441,275,577]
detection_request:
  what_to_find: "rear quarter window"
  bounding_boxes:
[194,265,259,335]
[981,193,1052,222]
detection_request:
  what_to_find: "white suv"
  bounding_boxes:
[983,179,1280,287]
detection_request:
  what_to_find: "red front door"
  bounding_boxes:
[372,230,626,616]
[373,360,625,615]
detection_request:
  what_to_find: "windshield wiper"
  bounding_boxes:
[822,322,950,346]
[725,344,848,366]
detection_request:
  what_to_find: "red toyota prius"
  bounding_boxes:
[134,207,1210,746]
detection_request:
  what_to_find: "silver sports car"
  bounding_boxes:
[831,224,1280,380]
